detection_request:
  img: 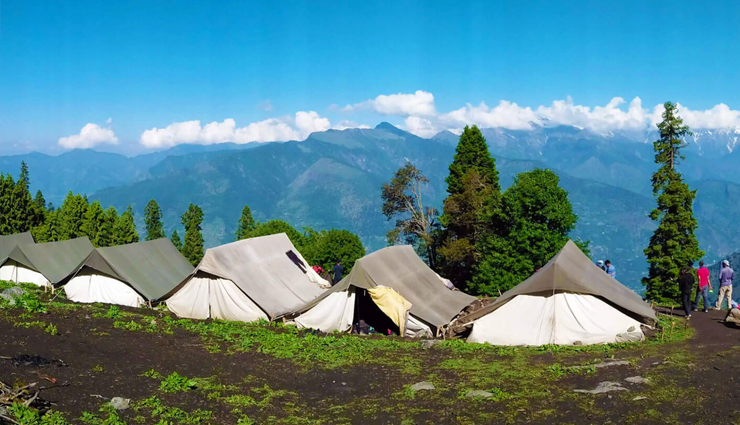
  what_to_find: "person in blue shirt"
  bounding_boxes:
[604,260,616,279]
[332,261,343,285]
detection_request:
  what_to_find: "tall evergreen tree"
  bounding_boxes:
[57,192,89,240]
[114,205,140,245]
[643,102,703,303]
[96,207,119,247]
[181,204,205,266]
[144,199,166,241]
[0,174,13,234]
[472,169,587,296]
[439,125,500,289]
[170,230,183,251]
[34,190,46,211]
[234,205,257,241]
[82,201,105,245]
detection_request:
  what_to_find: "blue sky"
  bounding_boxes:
[1,0,739,155]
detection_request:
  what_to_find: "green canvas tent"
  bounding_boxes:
[0,232,35,262]
[2,237,94,287]
[64,238,194,307]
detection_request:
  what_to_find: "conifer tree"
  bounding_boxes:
[96,207,119,247]
[643,102,703,303]
[439,126,500,289]
[181,204,204,266]
[234,205,256,241]
[82,201,105,245]
[170,230,182,251]
[57,192,89,240]
[144,199,166,241]
[114,205,139,245]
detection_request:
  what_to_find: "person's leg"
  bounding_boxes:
[728,287,733,309]
[694,289,701,311]
[702,287,710,312]
[716,287,726,309]
[683,293,691,317]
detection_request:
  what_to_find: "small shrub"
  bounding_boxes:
[113,320,143,331]
[159,372,196,393]
[44,323,58,335]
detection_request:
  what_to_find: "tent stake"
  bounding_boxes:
[669,321,675,338]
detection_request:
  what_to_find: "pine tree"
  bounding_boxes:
[97,207,119,247]
[114,205,139,245]
[144,199,166,241]
[439,125,500,289]
[171,230,183,251]
[234,205,257,241]
[472,169,587,296]
[57,192,89,240]
[0,174,12,234]
[643,102,703,303]
[34,190,46,211]
[181,204,204,266]
[82,201,105,245]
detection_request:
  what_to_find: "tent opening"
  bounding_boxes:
[0,260,49,287]
[354,288,400,335]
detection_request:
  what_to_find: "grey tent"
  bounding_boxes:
[467,240,657,346]
[0,232,35,262]
[63,238,194,307]
[295,245,476,337]
[164,233,330,322]
[2,237,94,287]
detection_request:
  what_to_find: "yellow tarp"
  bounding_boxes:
[368,286,412,335]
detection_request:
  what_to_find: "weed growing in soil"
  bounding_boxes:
[159,372,197,393]
[134,396,212,424]
[94,305,123,319]
[4,404,70,425]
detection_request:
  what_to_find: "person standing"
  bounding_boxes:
[604,260,616,279]
[678,267,695,318]
[715,260,734,310]
[332,261,343,284]
[693,261,711,312]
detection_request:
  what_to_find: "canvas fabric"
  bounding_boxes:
[0,232,34,262]
[4,238,94,285]
[64,269,146,307]
[367,286,412,335]
[0,261,49,287]
[464,240,657,326]
[299,245,476,328]
[468,293,644,346]
[294,287,356,333]
[67,238,193,302]
[164,233,329,320]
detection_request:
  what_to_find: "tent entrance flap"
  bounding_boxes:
[367,286,412,336]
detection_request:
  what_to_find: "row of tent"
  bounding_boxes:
[0,231,657,346]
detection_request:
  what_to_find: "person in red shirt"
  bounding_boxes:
[693,261,712,313]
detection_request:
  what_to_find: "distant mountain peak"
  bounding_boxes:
[374,122,407,133]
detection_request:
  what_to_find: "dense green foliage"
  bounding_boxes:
[114,206,139,245]
[144,199,166,241]
[181,204,205,266]
[643,102,704,303]
[170,229,182,251]
[235,205,257,241]
[472,169,586,295]
[381,162,439,266]
[439,126,501,289]
[303,229,365,274]
[0,162,45,235]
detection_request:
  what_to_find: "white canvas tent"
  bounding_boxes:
[0,232,39,284]
[467,240,657,346]
[0,237,94,288]
[164,233,330,321]
[295,245,476,337]
[63,238,194,307]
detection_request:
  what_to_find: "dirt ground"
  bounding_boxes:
[2,301,740,425]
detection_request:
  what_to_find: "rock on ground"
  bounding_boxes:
[625,376,651,385]
[411,381,435,391]
[465,390,493,398]
[109,397,131,410]
[574,381,628,394]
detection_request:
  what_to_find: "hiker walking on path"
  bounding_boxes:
[715,260,734,310]
[604,260,616,279]
[693,261,712,312]
[678,267,695,318]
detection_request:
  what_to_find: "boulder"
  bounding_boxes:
[411,381,435,391]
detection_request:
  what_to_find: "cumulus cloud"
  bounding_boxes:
[140,111,332,148]
[345,91,740,137]
[332,120,371,131]
[59,122,119,149]
[344,90,436,116]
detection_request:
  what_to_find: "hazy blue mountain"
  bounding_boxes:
[4,123,740,293]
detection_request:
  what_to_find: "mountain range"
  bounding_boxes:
[2,123,740,293]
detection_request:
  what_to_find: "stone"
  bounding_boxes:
[632,396,648,401]
[574,381,628,394]
[109,397,130,410]
[2,287,26,297]
[625,376,651,385]
[419,340,441,349]
[411,381,435,391]
[465,390,493,398]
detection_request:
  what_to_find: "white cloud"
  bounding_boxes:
[59,122,119,149]
[332,120,370,131]
[140,112,332,148]
[348,91,740,137]
[344,90,436,116]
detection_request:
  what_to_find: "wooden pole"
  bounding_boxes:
[661,326,665,341]
[669,322,675,338]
